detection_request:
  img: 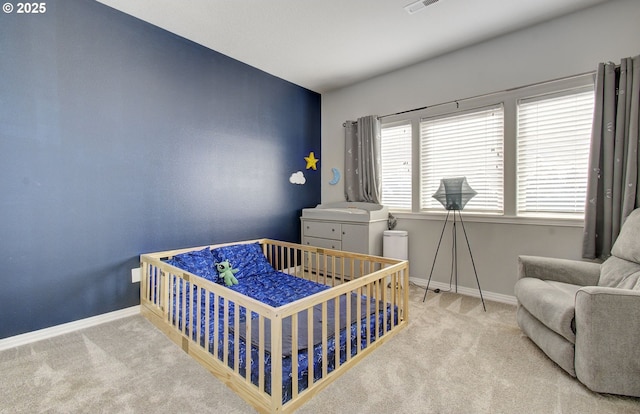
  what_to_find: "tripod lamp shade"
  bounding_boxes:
[432,177,477,210]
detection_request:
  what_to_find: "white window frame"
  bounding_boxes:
[380,73,595,225]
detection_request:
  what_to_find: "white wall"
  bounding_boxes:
[321,0,640,300]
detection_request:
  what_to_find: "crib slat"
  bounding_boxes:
[196,284,201,345]
[322,253,327,285]
[150,265,154,303]
[269,245,275,269]
[213,293,220,360]
[270,314,283,410]
[301,251,307,280]
[365,283,371,346]
[370,280,376,341]
[291,313,299,399]
[350,259,355,283]
[273,245,279,270]
[158,267,164,311]
[379,277,383,336]
[285,246,290,274]
[234,303,240,372]
[166,273,172,324]
[382,275,388,334]
[205,290,211,353]
[181,278,187,335]
[169,273,174,325]
[334,296,340,370]
[140,262,148,302]
[146,265,152,303]
[345,291,352,362]
[379,277,386,335]
[154,266,159,306]
[302,251,308,280]
[290,247,297,277]
[374,279,380,340]
[278,245,283,271]
[321,302,328,378]
[258,315,265,392]
[245,308,252,383]
[356,288,362,353]
[223,299,230,366]
[391,272,397,329]
[309,251,315,282]
[307,305,314,386]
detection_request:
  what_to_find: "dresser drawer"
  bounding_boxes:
[303,221,342,240]
[303,236,342,250]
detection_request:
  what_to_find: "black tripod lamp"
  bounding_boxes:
[422,177,486,311]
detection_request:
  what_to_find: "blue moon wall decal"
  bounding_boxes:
[329,167,341,185]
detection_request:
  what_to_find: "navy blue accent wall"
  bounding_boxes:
[0,0,321,339]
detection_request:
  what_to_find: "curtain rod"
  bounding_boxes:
[377,70,595,120]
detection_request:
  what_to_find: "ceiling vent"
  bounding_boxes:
[404,0,439,15]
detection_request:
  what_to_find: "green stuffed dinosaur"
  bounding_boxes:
[216,260,239,286]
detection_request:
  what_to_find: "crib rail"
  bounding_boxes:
[140,239,408,414]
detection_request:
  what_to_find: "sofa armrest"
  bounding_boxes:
[518,255,600,286]
[574,287,640,397]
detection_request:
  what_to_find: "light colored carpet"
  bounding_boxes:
[1,284,638,413]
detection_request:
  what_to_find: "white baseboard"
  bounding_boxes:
[0,306,140,352]
[410,277,517,306]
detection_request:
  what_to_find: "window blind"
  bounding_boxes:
[420,105,504,212]
[517,87,594,215]
[381,123,412,209]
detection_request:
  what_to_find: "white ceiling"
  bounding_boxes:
[96,0,610,93]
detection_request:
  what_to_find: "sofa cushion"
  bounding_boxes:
[611,208,640,264]
[598,256,640,290]
[515,278,581,343]
[516,306,576,377]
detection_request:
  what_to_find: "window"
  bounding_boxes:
[380,73,595,220]
[517,87,594,216]
[381,123,412,209]
[420,105,504,212]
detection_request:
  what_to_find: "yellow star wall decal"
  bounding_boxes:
[304,151,319,170]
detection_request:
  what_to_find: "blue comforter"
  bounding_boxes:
[163,242,396,403]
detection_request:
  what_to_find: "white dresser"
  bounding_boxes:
[300,202,388,255]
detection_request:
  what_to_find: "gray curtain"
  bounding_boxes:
[583,56,640,259]
[344,115,381,203]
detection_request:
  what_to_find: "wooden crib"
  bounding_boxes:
[140,239,409,413]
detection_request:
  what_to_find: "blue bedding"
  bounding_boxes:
[163,242,396,404]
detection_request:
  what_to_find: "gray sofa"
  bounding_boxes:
[515,208,640,397]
